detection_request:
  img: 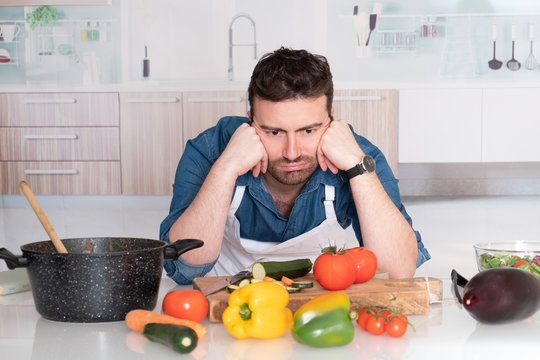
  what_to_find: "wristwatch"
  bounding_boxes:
[340,155,376,182]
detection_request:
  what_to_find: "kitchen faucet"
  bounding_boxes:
[228,13,257,81]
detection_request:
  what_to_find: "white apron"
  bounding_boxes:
[207,184,358,276]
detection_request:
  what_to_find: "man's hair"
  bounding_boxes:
[248,47,334,119]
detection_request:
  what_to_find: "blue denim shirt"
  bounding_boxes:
[160,116,430,284]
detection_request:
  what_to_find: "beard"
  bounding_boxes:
[265,155,319,185]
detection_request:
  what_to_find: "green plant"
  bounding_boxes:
[26,6,58,30]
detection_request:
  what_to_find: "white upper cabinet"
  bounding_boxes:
[482,88,540,162]
[399,88,482,163]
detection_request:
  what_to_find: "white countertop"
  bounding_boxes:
[1,276,539,360]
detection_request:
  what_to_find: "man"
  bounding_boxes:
[160,47,430,284]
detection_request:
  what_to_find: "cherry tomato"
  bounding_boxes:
[313,250,356,290]
[162,289,208,323]
[345,247,378,283]
[356,309,372,331]
[514,260,530,268]
[385,316,408,338]
[366,315,386,335]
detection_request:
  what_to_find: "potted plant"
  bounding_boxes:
[25,6,58,56]
[25,6,58,30]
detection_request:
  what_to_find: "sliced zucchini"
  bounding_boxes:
[291,281,314,289]
[227,284,240,293]
[285,286,302,294]
[238,279,251,288]
[251,259,313,281]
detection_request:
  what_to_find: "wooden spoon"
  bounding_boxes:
[19,181,68,253]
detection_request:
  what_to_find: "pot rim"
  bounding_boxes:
[20,237,167,257]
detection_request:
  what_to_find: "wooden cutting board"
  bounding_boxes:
[193,273,443,322]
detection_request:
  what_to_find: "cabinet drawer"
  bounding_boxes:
[0,93,119,126]
[0,161,121,194]
[0,127,120,161]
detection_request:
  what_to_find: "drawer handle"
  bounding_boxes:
[187,97,244,103]
[23,98,77,104]
[333,96,382,101]
[24,169,78,175]
[126,98,180,103]
[23,134,79,140]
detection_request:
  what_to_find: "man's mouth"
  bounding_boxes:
[279,162,306,172]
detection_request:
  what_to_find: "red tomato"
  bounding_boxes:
[313,251,356,290]
[514,260,530,268]
[356,309,371,331]
[385,316,408,337]
[346,247,378,283]
[366,315,386,335]
[162,289,208,323]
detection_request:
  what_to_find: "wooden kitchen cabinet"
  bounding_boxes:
[182,91,248,147]
[119,92,183,195]
[398,88,482,163]
[0,92,120,195]
[0,93,118,127]
[482,88,540,162]
[333,89,399,175]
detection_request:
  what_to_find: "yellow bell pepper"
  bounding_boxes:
[222,281,293,339]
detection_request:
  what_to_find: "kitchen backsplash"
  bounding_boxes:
[2,0,540,85]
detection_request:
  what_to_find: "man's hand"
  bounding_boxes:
[218,123,268,178]
[317,120,364,173]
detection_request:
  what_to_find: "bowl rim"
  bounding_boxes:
[473,240,540,253]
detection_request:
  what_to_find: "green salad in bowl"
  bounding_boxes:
[474,241,540,277]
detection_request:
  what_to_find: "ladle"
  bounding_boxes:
[488,40,502,70]
[19,181,68,253]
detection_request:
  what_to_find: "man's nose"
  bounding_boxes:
[283,132,300,160]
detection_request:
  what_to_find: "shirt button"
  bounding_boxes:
[285,229,291,233]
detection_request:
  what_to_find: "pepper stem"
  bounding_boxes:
[239,302,252,320]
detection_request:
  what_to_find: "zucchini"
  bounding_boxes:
[251,259,313,280]
[238,279,251,288]
[142,323,198,354]
[227,284,240,293]
[291,281,314,289]
[285,286,302,294]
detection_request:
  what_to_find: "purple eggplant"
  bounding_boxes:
[459,268,540,324]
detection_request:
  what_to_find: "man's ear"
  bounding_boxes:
[247,110,252,123]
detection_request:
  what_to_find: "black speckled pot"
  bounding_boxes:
[0,237,203,323]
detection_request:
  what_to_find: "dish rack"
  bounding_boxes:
[375,29,417,53]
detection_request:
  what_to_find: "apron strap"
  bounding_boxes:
[230,186,246,214]
[323,184,337,221]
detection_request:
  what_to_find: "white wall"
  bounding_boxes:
[125,0,327,82]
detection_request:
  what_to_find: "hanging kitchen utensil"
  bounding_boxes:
[19,181,68,254]
[507,25,521,71]
[488,24,502,70]
[525,40,537,70]
[525,24,537,70]
[488,41,503,70]
[507,40,521,71]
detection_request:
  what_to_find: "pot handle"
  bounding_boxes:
[0,248,29,269]
[163,239,204,260]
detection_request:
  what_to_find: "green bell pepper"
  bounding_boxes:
[291,291,354,347]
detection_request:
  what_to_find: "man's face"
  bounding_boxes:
[250,95,332,186]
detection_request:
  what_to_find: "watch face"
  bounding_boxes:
[363,155,376,172]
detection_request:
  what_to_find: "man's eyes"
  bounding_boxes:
[265,128,317,136]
